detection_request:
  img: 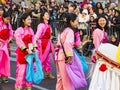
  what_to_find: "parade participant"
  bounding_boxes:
[55,13,87,90]
[92,15,108,62]
[0,12,13,83]
[14,13,37,90]
[35,10,55,79]
[0,6,4,21]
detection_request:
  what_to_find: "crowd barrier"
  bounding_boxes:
[16,18,120,40]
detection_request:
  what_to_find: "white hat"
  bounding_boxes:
[82,9,88,15]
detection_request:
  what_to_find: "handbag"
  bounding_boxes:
[74,49,88,72]
[26,52,44,84]
[66,50,87,88]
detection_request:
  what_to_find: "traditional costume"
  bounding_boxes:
[55,27,87,90]
[35,22,55,78]
[0,20,13,83]
[14,27,36,90]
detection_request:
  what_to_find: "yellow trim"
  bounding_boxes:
[33,44,37,48]
[36,38,38,41]
[66,52,73,56]
[77,45,82,49]
[21,46,27,50]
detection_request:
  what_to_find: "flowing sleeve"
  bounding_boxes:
[63,28,74,57]
[93,29,101,50]
[14,27,26,50]
[30,28,37,48]
[8,23,13,39]
[34,23,44,41]
[74,31,82,49]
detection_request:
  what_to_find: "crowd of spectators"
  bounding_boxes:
[0,0,119,56]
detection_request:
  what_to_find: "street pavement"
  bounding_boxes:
[0,42,92,90]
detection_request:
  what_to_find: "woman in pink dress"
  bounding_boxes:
[35,10,55,79]
[0,12,13,83]
[55,13,87,90]
[93,15,108,50]
[14,13,37,90]
[92,15,109,62]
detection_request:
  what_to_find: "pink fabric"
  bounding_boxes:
[74,32,82,47]
[14,27,35,49]
[55,28,75,90]
[80,0,88,8]
[35,23,55,73]
[92,28,108,50]
[55,28,74,61]
[0,20,13,77]
[15,62,32,88]
[56,60,75,90]
[0,39,10,77]
[0,21,13,39]
[14,27,35,88]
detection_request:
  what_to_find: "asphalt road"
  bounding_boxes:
[0,42,92,90]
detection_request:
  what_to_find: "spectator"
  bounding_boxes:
[109,35,119,46]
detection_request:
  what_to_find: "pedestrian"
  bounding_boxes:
[35,10,55,79]
[0,12,13,83]
[55,13,87,90]
[14,13,37,90]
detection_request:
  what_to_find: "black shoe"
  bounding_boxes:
[2,79,8,83]
[0,78,2,83]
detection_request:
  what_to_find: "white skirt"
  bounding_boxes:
[89,43,120,90]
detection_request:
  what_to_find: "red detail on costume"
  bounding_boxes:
[99,64,107,72]
[0,29,9,40]
[91,55,97,63]
[22,34,32,45]
[17,34,32,64]
[0,16,2,21]
[41,27,51,54]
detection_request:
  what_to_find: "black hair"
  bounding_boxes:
[39,10,50,24]
[3,12,10,18]
[19,13,31,27]
[96,15,108,31]
[96,2,103,9]
[58,13,78,33]
[0,6,5,12]
[2,12,10,28]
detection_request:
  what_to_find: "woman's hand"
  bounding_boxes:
[26,49,32,54]
[33,48,37,52]
[65,57,72,64]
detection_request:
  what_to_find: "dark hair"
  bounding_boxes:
[96,15,108,31]
[59,13,78,33]
[39,10,50,24]
[0,6,5,12]
[3,12,10,18]
[19,13,31,27]
[96,2,103,9]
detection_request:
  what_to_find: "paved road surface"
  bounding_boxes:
[0,42,92,90]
